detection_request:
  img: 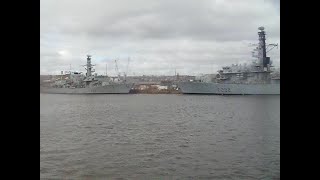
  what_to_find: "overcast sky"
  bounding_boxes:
[40,0,280,76]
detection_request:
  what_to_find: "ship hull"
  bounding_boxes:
[40,83,134,94]
[177,82,280,95]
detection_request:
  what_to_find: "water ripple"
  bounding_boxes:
[41,94,280,179]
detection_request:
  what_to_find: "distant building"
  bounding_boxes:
[151,85,168,90]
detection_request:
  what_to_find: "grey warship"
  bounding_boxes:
[40,55,134,94]
[178,27,280,95]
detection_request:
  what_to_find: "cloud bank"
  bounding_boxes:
[41,0,280,76]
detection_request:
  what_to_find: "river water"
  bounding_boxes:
[40,94,280,179]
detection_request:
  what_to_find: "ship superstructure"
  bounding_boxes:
[40,55,134,94]
[178,27,280,95]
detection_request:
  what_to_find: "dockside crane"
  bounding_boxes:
[115,59,121,81]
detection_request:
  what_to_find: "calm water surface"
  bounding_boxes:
[40,94,280,179]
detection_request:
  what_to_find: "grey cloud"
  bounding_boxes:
[41,0,280,75]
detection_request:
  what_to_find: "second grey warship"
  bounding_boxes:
[40,55,134,94]
[178,27,280,95]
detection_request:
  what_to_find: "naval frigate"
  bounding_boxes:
[178,27,280,95]
[40,55,134,94]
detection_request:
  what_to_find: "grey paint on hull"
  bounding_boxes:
[40,83,134,94]
[178,82,280,95]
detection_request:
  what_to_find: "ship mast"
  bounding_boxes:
[85,55,95,78]
[257,27,278,72]
[258,27,268,71]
